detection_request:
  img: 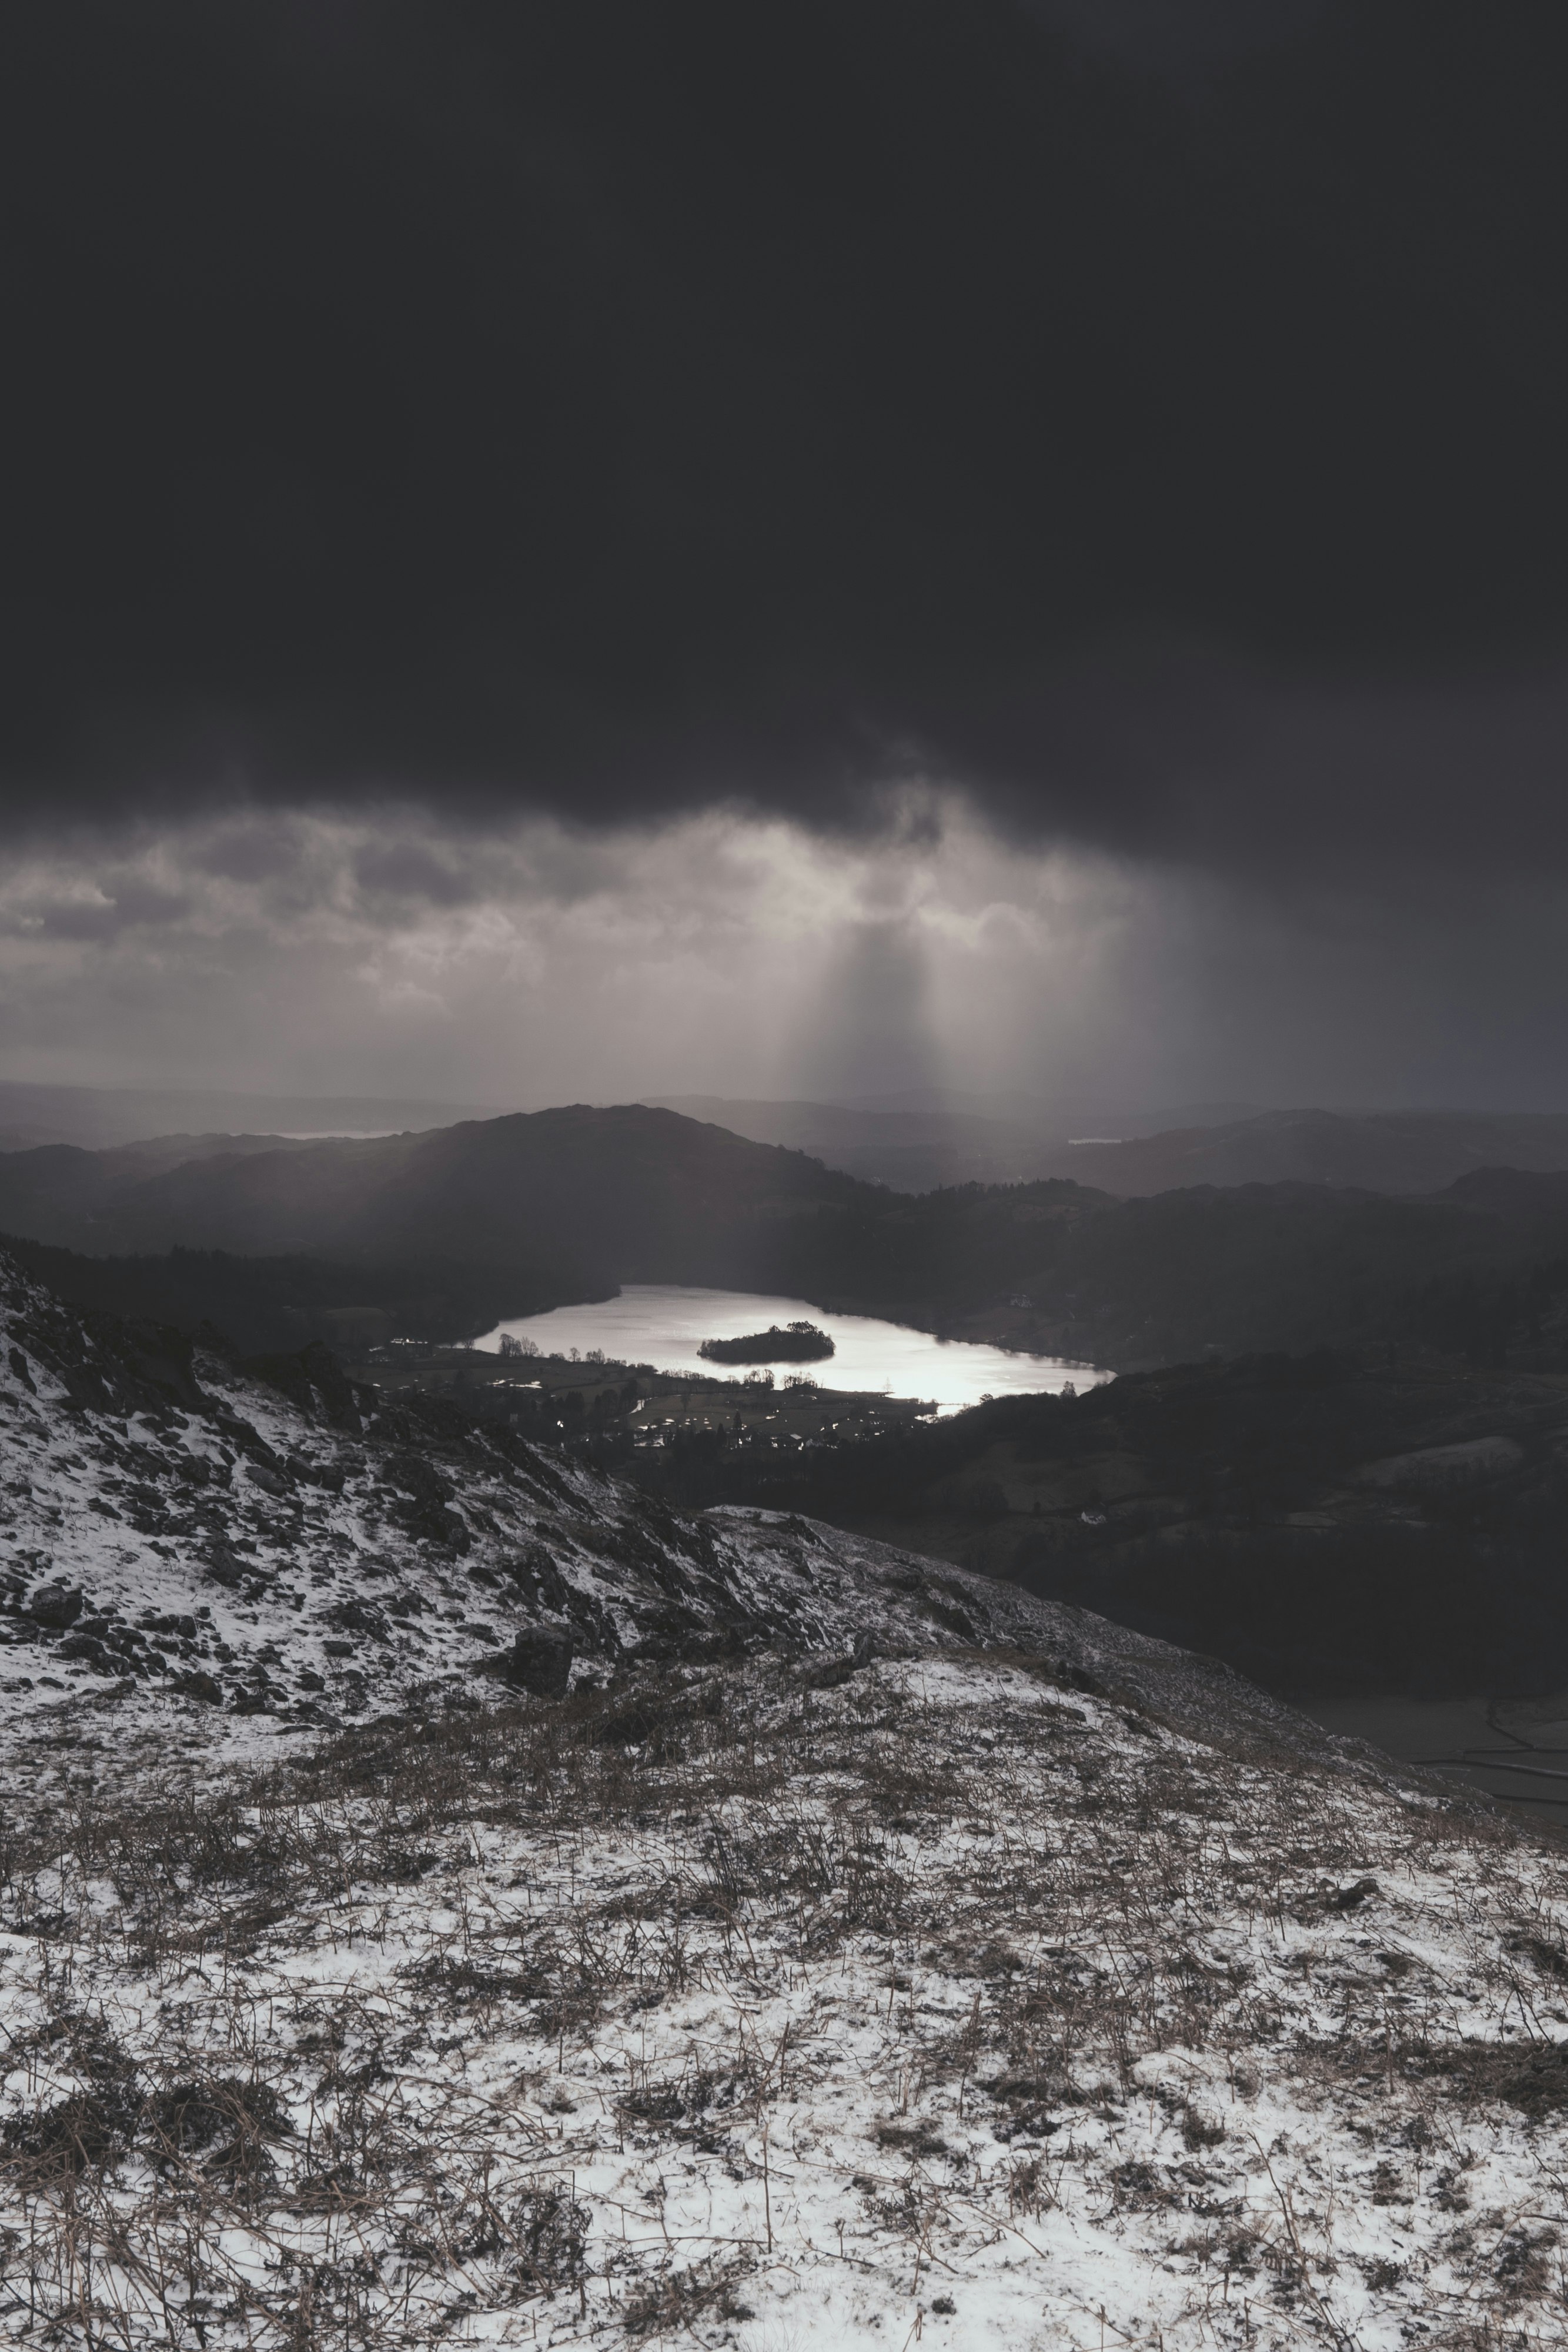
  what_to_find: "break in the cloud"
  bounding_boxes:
[4,801,1568,1117]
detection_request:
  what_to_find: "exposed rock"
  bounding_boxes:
[244,1338,367,1431]
[321,1596,387,1639]
[57,1631,118,1671]
[26,1583,82,1629]
[506,1623,574,1695]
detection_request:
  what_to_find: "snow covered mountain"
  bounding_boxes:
[2,1251,1567,2349]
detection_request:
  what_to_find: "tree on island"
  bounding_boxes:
[699,1319,835,1365]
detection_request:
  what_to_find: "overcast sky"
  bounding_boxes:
[4,2,1567,1113]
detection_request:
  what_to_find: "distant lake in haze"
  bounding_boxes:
[475,1285,1108,1412]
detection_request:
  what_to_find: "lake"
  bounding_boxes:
[474,1284,1108,1412]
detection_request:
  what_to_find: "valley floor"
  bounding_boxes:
[2,1651,1566,2348]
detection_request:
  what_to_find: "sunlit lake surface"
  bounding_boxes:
[475,1285,1109,1412]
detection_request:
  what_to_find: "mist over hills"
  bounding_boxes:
[1051,1107,1568,1197]
[641,1093,1053,1191]
[0,1078,506,1153]
[647,1091,1269,1191]
[649,1095,1568,1198]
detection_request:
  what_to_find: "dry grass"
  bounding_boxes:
[0,1652,1564,2346]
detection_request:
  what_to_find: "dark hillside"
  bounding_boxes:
[621,1349,1568,1700]
[0,1107,864,1274]
[774,1170,1568,1371]
[903,1172,1568,1370]
[0,1132,325,1247]
[0,1237,594,1355]
[764,1175,1107,1321]
[1017,1181,1510,1366]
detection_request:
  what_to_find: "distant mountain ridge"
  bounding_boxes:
[12,1084,1564,1204]
[645,1094,1568,1198]
[644,1092,1268,1190]
[641,1093,1052,1190]
[1047,1107,1568,1196]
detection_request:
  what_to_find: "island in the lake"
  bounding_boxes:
[699,1318,836,1365]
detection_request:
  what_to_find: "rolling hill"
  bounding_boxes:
[0,1105,866,1278]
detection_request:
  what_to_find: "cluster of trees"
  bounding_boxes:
[698,1319,834,1364]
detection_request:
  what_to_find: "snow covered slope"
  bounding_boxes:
[0,1252,1321,1762]
[2,1252,1568,2349]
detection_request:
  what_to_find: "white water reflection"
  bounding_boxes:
[475,1284,1108,1412]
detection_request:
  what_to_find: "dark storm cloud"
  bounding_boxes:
[1025,0,1331,82]
[4,1,1567,872]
